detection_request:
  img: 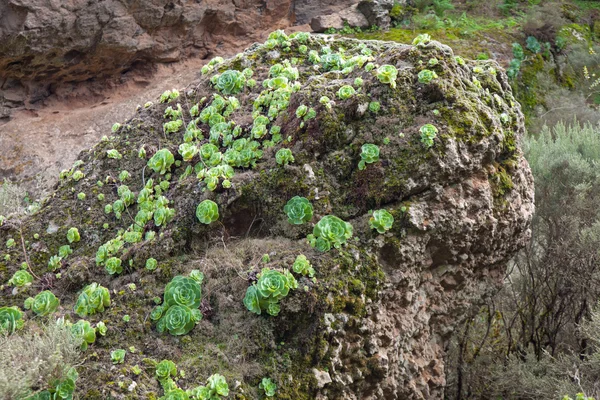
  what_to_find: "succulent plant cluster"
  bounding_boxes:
[243,268,298,316]
[151,275,203,336]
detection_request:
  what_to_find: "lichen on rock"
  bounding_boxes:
[0,31,533,399]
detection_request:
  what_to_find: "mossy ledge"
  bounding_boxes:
[0,33,534,399]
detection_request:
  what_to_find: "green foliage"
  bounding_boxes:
[155,276,203,336]
[259,377,277,397]
[244,268,297,316]
[369,209,394,233]
[293,254,315,277]
[189,373,229,399]
[275,148,294,165]
[368,101,381,113]
[412,33,431,47]
[111,123,121,133]
[307,215,353,252]
[0,306,24,334]
[420,124,438,148]
[418,69,438,84]
[377,65,398,89]
[106,149,122,159]
[74,282,111,317]
[526,36,542,53]
[96,321,107,336]
[9,269,33,287]
[337,85,356,100]
[196,200,219,224]
[105,256,123,275]
[189,270,204,284]
[24,290,60,316]
[6,238,15,248]
[179,143,198,162]
[48,255,62,271]
[70,320,96,351]
[146,258,158,271]
[215,70,245,95]
[67,227,80,243]
[77,192,86,200]
[358,143,380,170]
[148,149,175,175]
[160,89,180,103]
[283,196,313,225]
[111,349,126,364]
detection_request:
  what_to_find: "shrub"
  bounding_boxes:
[0,323,80,399]
[283,196,313,225]
[74,282,111,317]
[307,215,353,252]
[243,268,297,316]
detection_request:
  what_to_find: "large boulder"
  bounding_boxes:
[0,32,533,399]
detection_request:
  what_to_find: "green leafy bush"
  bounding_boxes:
[0,306,24,334]
[148,149,175,175]
[154,276,203,336]
[283,196,313,224]
[74,282,111,317]
[196,200,219,224]
[307,215,353,252]
[376,65,398,88]
[276,148,294,165]
[369,209,394,233]
[24,290,60,316]
[9,269,33,287]
[243,268,297,316]
[420,124,438,148]
[358,143,380,170]
[259,377,277,397]
[293,254,315,277]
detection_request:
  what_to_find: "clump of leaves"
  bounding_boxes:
[160,89,180,103]
[418,69,438,84]
[146,258,158,271]
[259,377,277,397]
[9,269,33,287]
[24,290,60,316]
[152,276,203,336]
[376,65,398,88]
[283,196,313,225]
[0,306,24,334]
[358,143,380,170]
[368,101,380,113]
[111,349,126,364]
[196,200,219,224]
[243,268,297,316]
[369,209,394,233]
[337,85,356,100]
[214,70,246,95]
[293,254,315,277]
[148,149,175,175]
[96,321,107,336]
[70,320,96,351]
[105,256,123,275]
[412,33,431,47]
[275,148,294,165]
[74,282,111,318]
[67,227,80,243]
[420,124,438,148]
[189,373,229,399]
[307,215,353,252]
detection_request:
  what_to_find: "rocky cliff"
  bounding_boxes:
[0,32,534,399]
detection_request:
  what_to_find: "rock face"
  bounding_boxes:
[0,33,534,399]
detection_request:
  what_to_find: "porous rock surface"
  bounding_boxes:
[0,33,534,399]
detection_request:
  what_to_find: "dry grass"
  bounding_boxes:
[0,322,81,400]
